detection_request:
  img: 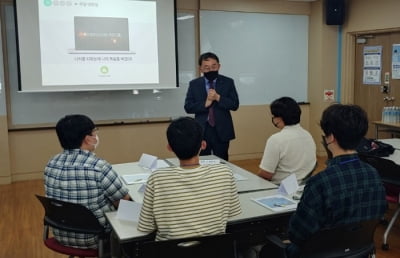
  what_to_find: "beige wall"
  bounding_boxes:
[0,116,11,184]
[200,0,311,14]
[345,0,400,33]
[5,105,309,183]
[307,0,339,156]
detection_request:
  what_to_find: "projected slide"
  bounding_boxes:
[38,0,159,86]
[71,16,132,53]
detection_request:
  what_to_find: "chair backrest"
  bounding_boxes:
[35,195,104,235]
[299,219,379,258]
[138,233,236,258]
[358,153,400,185]
[359,153,400,205]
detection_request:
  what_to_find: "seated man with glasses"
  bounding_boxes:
[44,114,130,250]
[258,96,317,185]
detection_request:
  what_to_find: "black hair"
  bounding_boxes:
[320,104,368,150]
[198,52,219,66]
[270,97,301,125]
[167,117,203,160]
[55,114,95,149]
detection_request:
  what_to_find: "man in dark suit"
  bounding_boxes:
[184,52,239,160]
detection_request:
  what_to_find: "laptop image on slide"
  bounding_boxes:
[68,16,136,54]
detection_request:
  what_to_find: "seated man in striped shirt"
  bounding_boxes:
[138,117,241,240]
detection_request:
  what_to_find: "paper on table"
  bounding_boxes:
[278,173,299,196]
[138,183,146,193]
[121,173,150,184]
[139,153,158,169]
[116,200,142,222]
[252,194,297,212]
[138,153,171,171]
[199,159,220,165]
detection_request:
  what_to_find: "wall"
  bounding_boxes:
[200,0,311,14]
[0,0,316,184]
[341,0,400,106]
[307,0,339,156]
[0,8,11,184]
[307,0,400,157]
[7,104,310,183]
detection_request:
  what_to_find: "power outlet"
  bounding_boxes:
[381,85,390,94]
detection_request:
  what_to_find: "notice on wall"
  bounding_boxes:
[392,44,400,79]
[363,46,382,85]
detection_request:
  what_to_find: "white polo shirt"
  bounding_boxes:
[260,124,317,184]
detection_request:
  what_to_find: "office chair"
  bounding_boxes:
[36,195,106,258]
[259,219,379,258]
[137,233,236,258]
[358,154,400,250]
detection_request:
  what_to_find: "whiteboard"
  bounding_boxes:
[200,11,309,104]
[5,6,309,126]
[5,5,196,125]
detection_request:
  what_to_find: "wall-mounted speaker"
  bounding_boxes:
[326,0,345,25]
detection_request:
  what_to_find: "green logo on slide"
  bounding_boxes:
[44,0,52,6]
[100,66,109,74]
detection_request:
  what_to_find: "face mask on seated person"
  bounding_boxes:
[204,70,219,81]
[92,135,100,149]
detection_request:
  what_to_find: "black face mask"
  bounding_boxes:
[204,70,219,81]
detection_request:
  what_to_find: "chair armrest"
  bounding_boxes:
[43,225,50,241]
[259,234,288,258]
[265,234,288,249]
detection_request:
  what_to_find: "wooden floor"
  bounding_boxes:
[0,157,399,257]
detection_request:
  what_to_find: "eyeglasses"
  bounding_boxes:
[201,64,219,73]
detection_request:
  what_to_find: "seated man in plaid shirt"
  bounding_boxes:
[44,114,130,249]
[286,104,387,257]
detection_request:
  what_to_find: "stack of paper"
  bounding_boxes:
[116,200,142,222]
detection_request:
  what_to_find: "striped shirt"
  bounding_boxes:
[288,154,387,250]
[44,149,129,248]
[138,164,241,241]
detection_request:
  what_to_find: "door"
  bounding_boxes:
[354,31,400,138]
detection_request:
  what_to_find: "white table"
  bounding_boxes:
[112,155,278,202]
[105,189,295,243]
[166,155,278,193]
[112,162,151,203]
[379,138,400,150]
[377,138,400,163]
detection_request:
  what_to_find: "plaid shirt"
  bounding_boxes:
[44,149,129,249]
[288,154,387,249]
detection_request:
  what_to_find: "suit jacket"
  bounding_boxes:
[184,74,239,142]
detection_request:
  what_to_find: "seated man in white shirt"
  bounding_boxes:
[258,97,317,185]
